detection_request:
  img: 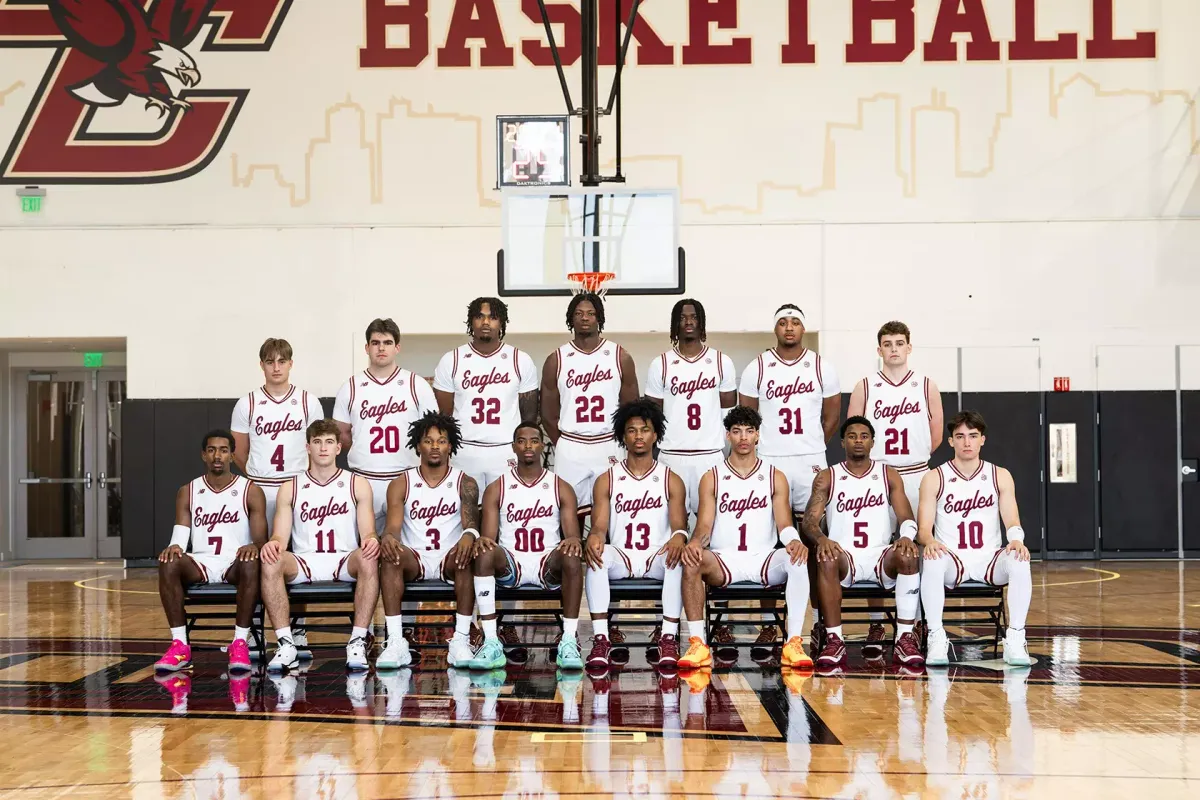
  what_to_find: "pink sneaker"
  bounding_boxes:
[228,638,252,672]
[155,639,192,672]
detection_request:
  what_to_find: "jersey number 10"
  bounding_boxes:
[957,520,984,549]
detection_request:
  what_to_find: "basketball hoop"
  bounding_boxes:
[567,272,616,297]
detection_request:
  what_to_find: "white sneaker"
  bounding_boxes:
[346,636,370,671]
[270,675,297,711]
[1003,628,1032,666]
[447,636,475,667]
[378,669,412,717]
[375,636,412,670]
[268,637,299,673]
[292,626,313,660]
[345,673,369,708]
[926,628,950,666]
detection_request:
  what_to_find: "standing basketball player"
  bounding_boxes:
[916,411,1032,666]
[584,399,689,670]
[645,299,737,515]
[540,293,639,521]
[155,430,267,673]
[469,422,586,671]
[433,297,539,491]
[676,407,812,670]
[378,412,480,670]
[260,420,381,672]
[334,318,439,530]
[801,417,924,668]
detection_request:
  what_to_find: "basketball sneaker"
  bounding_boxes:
[751,626,780,661]
[447,636,475,668]
[655,634,680,669]
[227,638,251,672]
[926,627,950,666]
[498,624,527,664]
[267,637,299,673]
[154,639,192,672]
[155,672,191,715]
[862,623,888,659]
[346,673,369,709]
[269,674,297,712]
[376,636,412,670]
[470,638,507,670]
[586,635,612,669]
[378,668,412,718]
[1003,628,1031,666]
[893,632,925,667]
[292,625,312,660]
[678,637,713,669]
[228,674,250,712]
[781,636,813,668]
[608,625,629,664]
[781,667,813,695]
[556,636,584,670]
[345,636,370,672]
[816,632,847,668]
[809,620,826,658]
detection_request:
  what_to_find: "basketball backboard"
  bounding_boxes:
[497,187,685,296]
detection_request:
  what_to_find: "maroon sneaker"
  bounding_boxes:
[809,621,826,658]
[609,625,630,664]
[892,631,925,667]
[586,634,612,669]
[498,624,527,665]
[816,632,847,668]
[751,626,780,661]
[862,624,888,659]
[655,634,680,669]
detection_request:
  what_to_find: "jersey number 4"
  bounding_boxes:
[270,445,285,472]
[470,398,501,425]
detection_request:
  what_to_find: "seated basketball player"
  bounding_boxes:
[584,398,688,670]
[677,406,812,670]
[260,419,380,673]
[155,429,267,673]
[801,416,924,669]
[377,412,480,669]
[469,421,586,671]
[916,411,1032,666]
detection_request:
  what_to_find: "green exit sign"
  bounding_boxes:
[83,352,103,368]
[21,196,41,214]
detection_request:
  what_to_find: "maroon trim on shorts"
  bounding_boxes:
[293,554,313,582]
[984,548,1005,586]
[711,551,733,587]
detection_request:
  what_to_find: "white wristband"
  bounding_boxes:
[462,527,480,541]
[169,524,190,549]
[779,526,800,545]
[673,529,690,543]
[899,520,917,540]
[1007,525,1025,543]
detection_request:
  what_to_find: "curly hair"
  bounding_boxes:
[840,415,875,439]
[669,298,706,344]
[566,292,605,333]
[612,398,667,447]
[466,296,509,340]
[723,405,763,431]
[407,411,462,456]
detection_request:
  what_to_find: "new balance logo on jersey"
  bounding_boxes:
[873,398,923,424]
[359,397,407,423]
[299,499,350,526]
[254,414,304,440]
[943,491,996,518]
[719,492,769,519]
[835,491,886,518]
[564,366,613,393]
[668,375,717,399]
[613,491,664,519]
[461,368,512,394]
[410,499,459,525]
[194,506,240,532]
[763,377,816,403]
[505,501,555,525]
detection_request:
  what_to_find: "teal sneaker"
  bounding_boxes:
[470,668,507,692]
[470,637,506,670]
[556,635,584,670]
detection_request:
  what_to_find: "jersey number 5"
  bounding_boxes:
[853,521,869,548]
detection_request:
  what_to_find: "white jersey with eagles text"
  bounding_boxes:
[498,469,563,556]
[188,475,252,557]
[608,460,673,557]
[645,347,737,454]
[291,469,360,555]
[433,343,538,446]
[400,466,465,556]
[862,370,933,473]
[933,460,1003,558]
[739,349,841,457]
[230,386,324,484]
[709,459,778,553]
[333,367,438,479]
[556,340,625,442]
[826,461,892,551]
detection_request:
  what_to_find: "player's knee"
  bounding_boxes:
[682,560,702,581]
[158,558,181,579]
[473,548,495,575]
[238,558,260,584]
[895,550,920,575]
[817,556,840,579]
[260,556,282,577]
[356,553,378,577]
[560,553,583,578]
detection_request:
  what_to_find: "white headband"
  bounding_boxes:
[774,307,805,325]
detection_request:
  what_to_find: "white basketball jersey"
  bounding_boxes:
[709,459,778,553]
[556,340,624,442]
[933,461,1003,555]
[863,371,933,470]
[608,461,672,556]
[650,347,734,454]
[188,475,252,556]
[435,343,535,446]
[498,469,563,555]
[336,367,426,478]
[826,461,892,551]
[400,467,464,555]
[745,349,832,457]
[291,469,359,555]
[233,386,323,484]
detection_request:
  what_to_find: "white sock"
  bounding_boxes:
[474,576,497,616]
[661,619,679,636]
[897,622,914,635]
[920,557,949,631]
[385,615,403,641]
[482,618,498,639]
[351,626,368,641]
[563,618,578,638]
[170,626,188,645]
[827,625,844,640]
[661,565,682,625]
[895,572,920,625]
[1005,559,1033,630]
[593,618,609,638]
[690,625,707,645]
[785,561,810,638]
[275,626,292,643]
[233,626,250,643]
[584,559,611,618]
[454,614,472,641]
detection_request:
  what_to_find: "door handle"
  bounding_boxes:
[18,477,91,485]
[99,473,121,488]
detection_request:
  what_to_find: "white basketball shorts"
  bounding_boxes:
[763,453,828,512]
[290,551,356,584]
[931,547,1010,587]
[598,542,672,581]
[839,544,898,589]
[188,553,237,585]
[453,442,515,494]
[415,549,456,585]
[553,436,620,510]
[659,451,722,515]
[710,548,788,587]
[498,546,559,590]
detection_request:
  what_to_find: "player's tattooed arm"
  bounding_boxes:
[800,468,831,546]
[460,475,481,531]
[519,390,539,425]
[540,351,561,444]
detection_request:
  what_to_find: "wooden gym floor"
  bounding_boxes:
[0,561,1197,799]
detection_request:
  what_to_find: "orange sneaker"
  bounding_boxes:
[781,666,813,695]
[680,666,712,694]
[781,636,813,668]
[677,637,713,669]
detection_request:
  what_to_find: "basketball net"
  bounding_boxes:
[566,271,615,297]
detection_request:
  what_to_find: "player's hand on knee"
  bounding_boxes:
[584,533,606,569]
[451,536,475,569]
[1004,540,1030,562]
[894,537,919,560]
[472,537,497,558]
[814,536,842,563]
[361,536,380,561]
[664,533,687,568]
[924,540,948,560]
[785,540,808,565]
[159,545,183,563]
[260,540,282,565]
[236,544,258,563]
[379,534,404,565]
[682,540,704,568]
[558,538,583,559]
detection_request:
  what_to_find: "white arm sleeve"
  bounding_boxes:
[432,351,456,393]
[719,353,737,393]
[644,355,665,399]
[516,350,539,393]
[332,380,352,424]
[738,359,761,398]
[230,395,251,433]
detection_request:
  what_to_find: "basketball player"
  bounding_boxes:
[916,411,1032,666]
[645,299,737,514]
[800,417,924,668]
[260,419,381,672]
[378,412,480,669]
[676,407,812,670]
[154,430,267,673]
[469,421,586,671]
[583,399,689,670]
[433,297,539,490]
[540,292,639,521]
[333,318,439,530]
